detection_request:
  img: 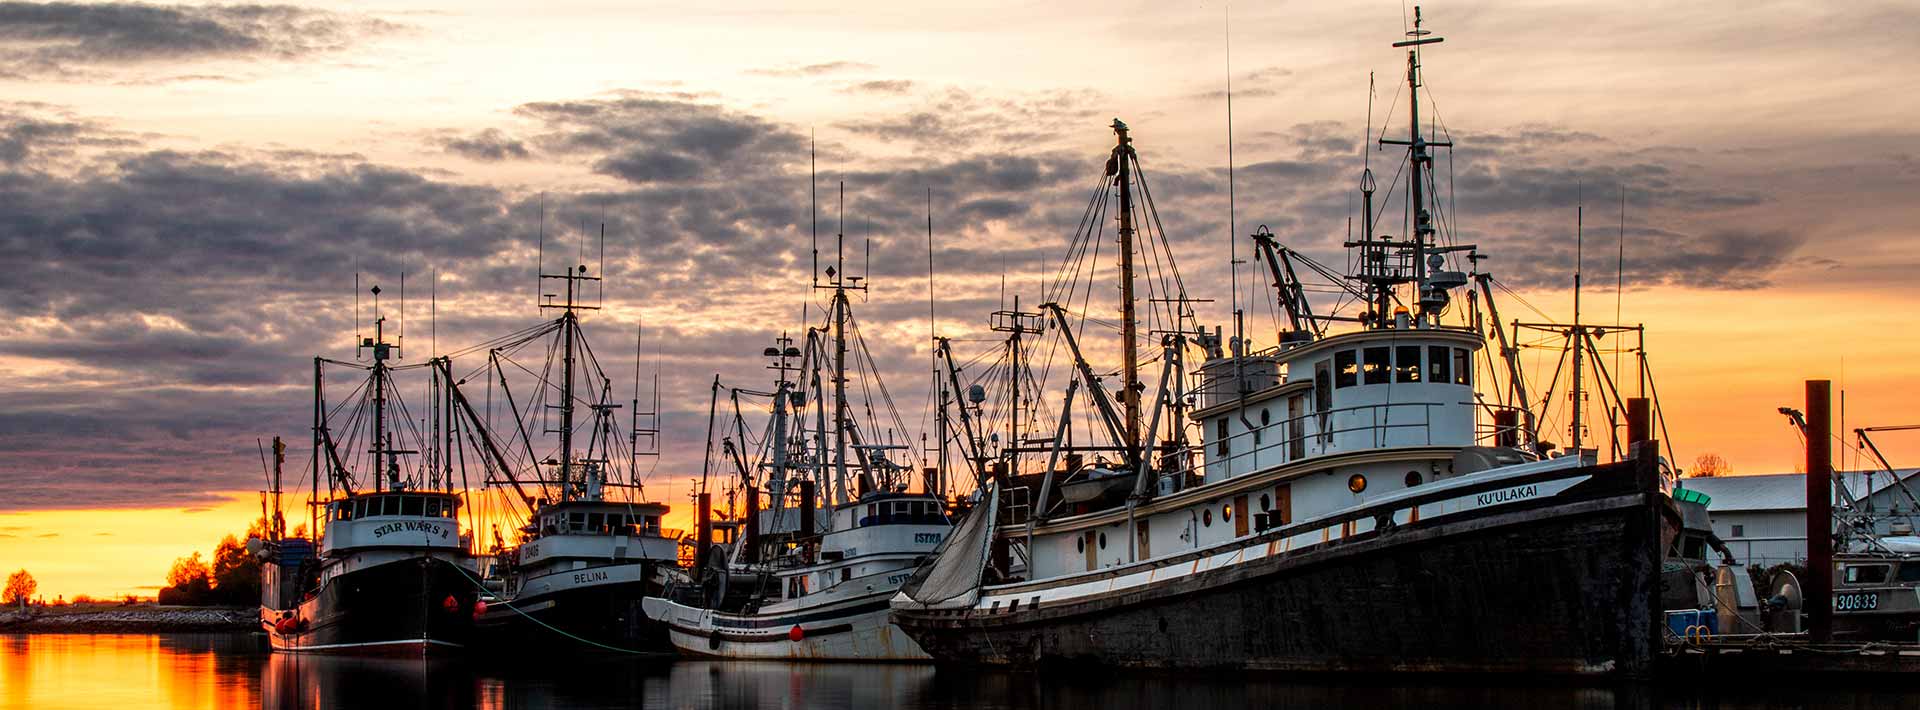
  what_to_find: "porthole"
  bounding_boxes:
[1405,471,1424,487]
[1098,532,1108,550]
[1076,536,1085,553]
[1348,474,1368,494]
[1260,408,1271,426]
[1260,494,1272,512]
[1203,509,1213,527]
[1224,504,1234,522]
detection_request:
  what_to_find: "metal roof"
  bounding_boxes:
[1676,469,1920,513]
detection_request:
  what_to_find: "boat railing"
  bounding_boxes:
[1032,401,1444,520]
[1192,400,1445,482]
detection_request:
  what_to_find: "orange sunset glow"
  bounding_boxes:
[2,0,1917,607]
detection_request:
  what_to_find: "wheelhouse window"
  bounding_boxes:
[1395,346,1421,383]
[1845,564,1890,585]
[1334,351,1357,388]
[1453,348,1472,385]
[1362,347,1390,385]
[1428,345,1451,384]
[1900,564,1920,583]
[402,496,423,517]
[1216,418,1230,456]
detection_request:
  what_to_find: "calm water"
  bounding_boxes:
[3,633,1917,709]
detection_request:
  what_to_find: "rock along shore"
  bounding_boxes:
[0,605,256,633]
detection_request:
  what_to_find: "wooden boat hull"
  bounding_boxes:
[894,456,1672,675]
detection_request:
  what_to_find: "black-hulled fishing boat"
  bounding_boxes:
[460,263,685,653]
[892,9,1682,675]
[259,295,480,656]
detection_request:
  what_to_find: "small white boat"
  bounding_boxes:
[644,491,946,660]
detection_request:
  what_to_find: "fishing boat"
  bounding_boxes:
[458,262,686,653]
[643,188,951,661]
[259,291,480,656]
[891,9,1682,675]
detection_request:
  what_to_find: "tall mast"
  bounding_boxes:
[1403,8,1434,317]
[561,272,577,499]
[539,257,600,501]
[1111,119,1142,462]
[833,184,850,503]
[1572,201,1585,456]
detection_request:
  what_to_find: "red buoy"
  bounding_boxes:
[472,600,488,619]
[788,625,805,641]
[442,595,459,613]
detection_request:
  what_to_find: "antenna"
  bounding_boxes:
[537,192,546,314]
[1226,1,1242,366]
[810,132,819,289]
[598,217,607,307]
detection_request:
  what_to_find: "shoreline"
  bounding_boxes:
[0,605,257,633]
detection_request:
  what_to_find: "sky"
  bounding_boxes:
[0,0,1916,600]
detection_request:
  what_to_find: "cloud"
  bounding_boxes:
[841,80,914,95]
[0,85,1899,511]
[747,61,873,77]
[440,128,530,162]
[0,2,398,78]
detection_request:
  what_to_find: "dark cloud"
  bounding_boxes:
[441,128,530,162]
[837,88,1107,154]
[747,61,873,77]
[842,79,914,95]
[0,90,1855,511]
[0,2,397,77]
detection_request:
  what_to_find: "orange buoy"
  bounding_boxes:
[788,625,805,641]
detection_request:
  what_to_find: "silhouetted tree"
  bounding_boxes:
[3,569,35,607]
[211,534,261,605]
[159,552,213,605]
[1690,453,1732,478]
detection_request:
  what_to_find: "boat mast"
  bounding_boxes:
[1397,8,1442,325]
[539,260,599,501]
[1111,119,1142,466]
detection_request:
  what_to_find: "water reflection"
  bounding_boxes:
[10,634,1920,709]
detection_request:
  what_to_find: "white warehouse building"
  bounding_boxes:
[1679,469,1920,568]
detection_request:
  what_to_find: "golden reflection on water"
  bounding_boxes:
[0,634,259,709]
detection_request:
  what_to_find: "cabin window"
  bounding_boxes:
[1348,474,1368,494]
[841,568,852,583]
[1395,346,1422,383]
[1287,395,1306,460]
[1846,565,1891,584]
[1136,520,1150,559]
[1335,350,1357,388]
[1259,494,1272,512]
[424,499,440,517]
[1900,565,1920,583]
[1216,418,1230,456]
[402,497,423,517]
[1202,509,1213,527]
[1729,524,1745,538]
[1406,471,1424,487]
[378,498,394,516]
[1453,348,1472,386]
[1362,347,1390,385]
[1098,532,1108,550]
[568,513,586,531]
[1076,536,1086,553]
[1428,345,1451,384]
[588,513,605,532]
